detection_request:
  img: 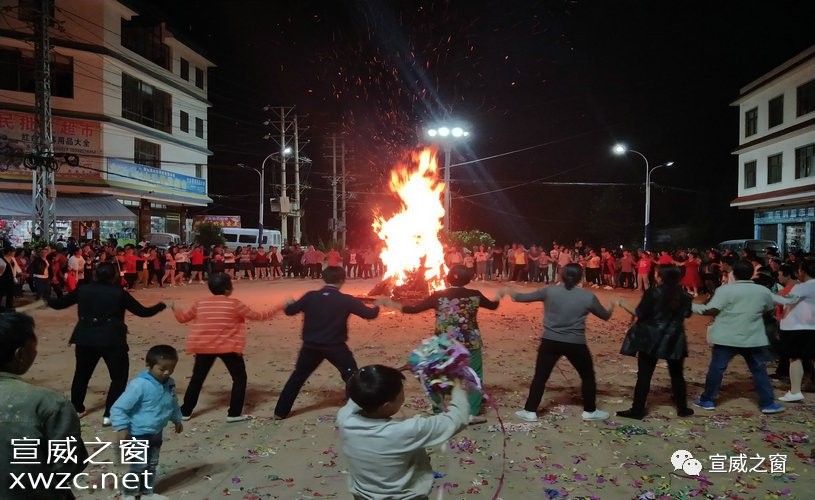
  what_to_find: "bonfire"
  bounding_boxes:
[369,148,448,303]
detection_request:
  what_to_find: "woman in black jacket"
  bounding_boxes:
[48,262,167,425]
[616,265,693,419]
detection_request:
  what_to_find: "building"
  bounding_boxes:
[0,0,213,246]
[730,45,815,254]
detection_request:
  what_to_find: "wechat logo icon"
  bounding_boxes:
[671,449,703,476]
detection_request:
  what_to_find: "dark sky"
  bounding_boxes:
[152,0,815,248]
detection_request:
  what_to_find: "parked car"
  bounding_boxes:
[147,232,181,249]
[221,228,282,251]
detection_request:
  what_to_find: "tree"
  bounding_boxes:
[441,229,496,250]
[195,222,224,247]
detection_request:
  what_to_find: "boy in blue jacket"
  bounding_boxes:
[111,345,183,500]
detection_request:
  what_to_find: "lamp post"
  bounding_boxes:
[612,144,673,251]
[238,147,292,244]
[426,125,469,230]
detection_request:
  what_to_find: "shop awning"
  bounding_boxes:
[0,192,136,220]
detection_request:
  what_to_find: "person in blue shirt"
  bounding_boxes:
[111,345,183,500]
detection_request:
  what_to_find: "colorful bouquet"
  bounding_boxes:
[407,334,482,397]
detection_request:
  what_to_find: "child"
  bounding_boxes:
[110,345,183,500]
[338,364,469,499]
[172,273,280,421]
[378,265,499,424]
[0,311,89,498]
[274,266,380,419]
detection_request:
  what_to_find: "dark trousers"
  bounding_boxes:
[524,338,597,412]
[631,352,688,412]
[72,345,129,417]
[700,345,774,408]
[181,353,247,417]
[0,280,14,311]
[124,432,162,495]
[34,277,51,300]
[275,343,358,418]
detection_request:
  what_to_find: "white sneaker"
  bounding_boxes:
[778,391,805,402]
[515,409,539,422]
[581,409,609,421]
[468,415,487,425]
[141,494,169,500]
[102,417,112,426]
[226,415,251,423]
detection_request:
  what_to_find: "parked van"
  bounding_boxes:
[221,228,283,251]
[718,239,778,255]
[147,232,181,249]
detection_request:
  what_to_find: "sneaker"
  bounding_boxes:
[581,409,609,421]
[778,391,804,402]
[677,407,695,417]
[102,416,112,426]
[181,414,191,421]
[515,409,539,422]
[761,403,785,414]
[468,415,487,425]
[616,409,645,420]
[692,398,715,410]
[226,415,251,423]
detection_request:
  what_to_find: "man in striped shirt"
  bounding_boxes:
[173,273,281,422]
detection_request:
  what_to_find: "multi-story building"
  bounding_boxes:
[730,45,815,254]
[0,0,213,246]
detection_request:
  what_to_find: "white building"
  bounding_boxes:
[0,0,213,246]
[730,45,815,254]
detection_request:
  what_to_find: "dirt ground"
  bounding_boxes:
[22,277,815,499]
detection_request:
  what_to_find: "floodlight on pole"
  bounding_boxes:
[425,123,470,231]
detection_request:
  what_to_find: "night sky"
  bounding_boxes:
[153,0,815,248]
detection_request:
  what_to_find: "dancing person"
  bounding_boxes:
[172,273,280,421]
[274,266,380,419]
[378,265,499,424]
[615,265,694,419]
[777,259,815,402]
[47,262,167,425]
[504,263,616,422]
[680,251,703,297]
[111,345,183,500]
[0,247,16,311]
[0,311,89,499]
[337,365,469,500]
[635,250,653,291]
[692,260,795,414]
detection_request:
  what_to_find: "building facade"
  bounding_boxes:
[730,45,815,255]
[0,0,213,246]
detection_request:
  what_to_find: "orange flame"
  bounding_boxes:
[373,148,447,289]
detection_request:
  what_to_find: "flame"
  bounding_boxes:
[373,148,447,289]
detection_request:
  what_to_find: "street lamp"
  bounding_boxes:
[238,146,293,244]
[426,124,470,230]
[612,143,674,251]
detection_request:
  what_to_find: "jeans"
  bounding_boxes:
[631,352,687,412]
[275,343,358,418]
[181,353,247,417]
[524,338,597,412]
[72,345,129,417]
[700,345,774,408]
[123,432,162,495]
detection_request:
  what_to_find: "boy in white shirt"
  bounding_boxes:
[337,365,469,500]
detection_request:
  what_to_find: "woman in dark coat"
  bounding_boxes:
[616,265,693,419]
[47,262,167,425]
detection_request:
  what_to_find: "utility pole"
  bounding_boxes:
[263,106,296,244]
[293,115,303,244]
[341,141,347,248]
[29,0,56,241]
[331,135,338,243]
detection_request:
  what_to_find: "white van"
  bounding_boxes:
[221,228,283,251]
[147,232,181,249]
[718,239,778,255]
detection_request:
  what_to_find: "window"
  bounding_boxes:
[223,233,238,243]
[799,79,815,116]
[122,73,172,133]
[767,153,783,184]
[195,67,204,89]
[768,95,783,128]
[180,57,189,80]
[195,164,203,177]
[195,117,204,138]
[238,234,258,244]
[0,47,73,97]
[745,107,758,137]
[744,160,757,188]
[179,110,189,133]
[134,138,160,169]
[121,17,170,69]
[796,144,815,179]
